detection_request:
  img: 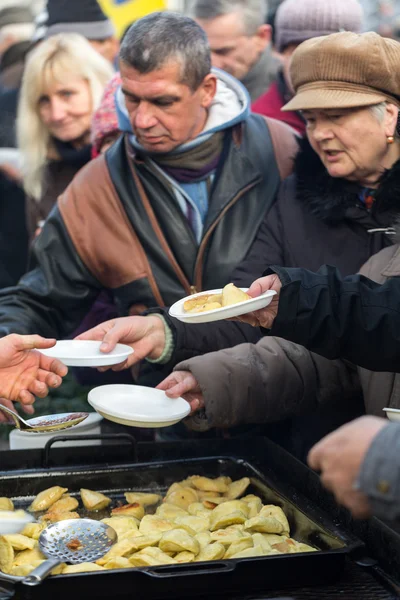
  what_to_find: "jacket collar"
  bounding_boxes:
[295,137,400,224]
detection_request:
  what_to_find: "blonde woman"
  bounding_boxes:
[17,33,114,239]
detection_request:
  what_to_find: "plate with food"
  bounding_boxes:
[88,384,191,428]
[169,283,276,323]
[39,340,134,367]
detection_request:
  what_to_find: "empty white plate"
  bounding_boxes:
[88,384,191,428]
[169,288,277,324]
[383,407,400,422]
[39,340,134,367]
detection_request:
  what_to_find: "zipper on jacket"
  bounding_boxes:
[193,176,262,291]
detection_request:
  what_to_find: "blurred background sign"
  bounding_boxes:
[98,0,167,38]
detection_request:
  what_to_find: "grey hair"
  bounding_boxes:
[119,12,211,91]
[190,0,268,35]
[369,101,400,138]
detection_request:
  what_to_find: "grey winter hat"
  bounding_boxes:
[44,0,115,40]
[275,0,363,53]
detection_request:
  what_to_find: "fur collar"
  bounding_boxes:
[295,137,400,224]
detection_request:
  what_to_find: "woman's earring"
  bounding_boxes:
[387,136,395,144]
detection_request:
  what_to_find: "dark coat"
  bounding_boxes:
[0,171,28,288]
[269,262,400,373]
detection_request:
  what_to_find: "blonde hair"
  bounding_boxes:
[17,33,114,200]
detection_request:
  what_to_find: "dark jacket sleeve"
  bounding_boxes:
[0,205,102,338]
[269,264,400,372]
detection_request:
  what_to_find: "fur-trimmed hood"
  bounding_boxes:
[295,137,400,225]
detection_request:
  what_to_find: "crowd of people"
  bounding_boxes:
[1,0,400,527]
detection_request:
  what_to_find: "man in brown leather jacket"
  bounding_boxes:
[0,11,296,386]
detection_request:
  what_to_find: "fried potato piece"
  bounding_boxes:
[49,495,79,513]
[0,536,14,573]
[41,511,80,523]
[259,505,290,536]
[255,533,288,546]
[111,503,145,519]
[159,529,200,554]
[103,557,132,570]
[175,551,196,563]
[251,533,274,554]
[229,544,269,559]
[187,302,222,313]
[124,492,161,507]
[291,541,317,553]
[29,486,68,512]
[209,500,249,532]
[13,546,45,567]
[156,504,188,520]
[202,499,226,509]
[3,534,35,551]
[101,516,139,537]
[244,515,286,535]
[20,522,45,540]
[97,538,142,565]
[10,560,64,577]
[224,478,250,500]
[80,488,111,511]
[126,533,162,550]
[246,498,263,518]
[210,526,252,547]
[224,537,254,559]
[187,502,213,517]
[222,283,251,307]
[189,476,229,494]
[195,542,225,562]
[139,515,175,535]
[63,562,105,574]
[195,531,212,550]
[183,294,222,313]
[0,498,13,511]
[174,515,210,533]
[129,547,177,567]
[164,487,199,510]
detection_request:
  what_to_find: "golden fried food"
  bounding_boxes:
[80,488,111,511]
[29,486,68,512]
[183,283,251,314]
[0,498,14,511]
[221,283,250,307]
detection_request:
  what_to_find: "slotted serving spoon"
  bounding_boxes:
[23,519,117,586]
[0,405,89,433]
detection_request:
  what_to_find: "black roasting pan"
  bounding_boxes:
[0,455,363,600]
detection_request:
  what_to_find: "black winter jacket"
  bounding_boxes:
[269,264,400,373]
[166,138,400,365]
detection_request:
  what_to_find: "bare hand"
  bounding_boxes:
[76,315,166,371]
[157,371,204,414]
[0,334,68,406]
[308,416,388,518]
[236,274,282,328]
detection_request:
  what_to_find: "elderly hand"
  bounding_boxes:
[157,371,204,414]
[76,315,166,371]
[235,273,282,328]
[0,334,68,412]
[307,416,389,519]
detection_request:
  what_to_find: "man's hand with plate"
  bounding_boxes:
[235,274,282,328]
[76,315,166,370]
[157,371,204,414]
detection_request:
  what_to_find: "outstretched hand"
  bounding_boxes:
[157,371,204,414]
[236,274,282,328]
[76,315,166,371]
[0,334,68,409]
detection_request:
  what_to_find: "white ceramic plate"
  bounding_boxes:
[383,407,400,422]
[169,287,277,324]
[0,511,34,534]
[39,340,134,367]
[88,384,191,428]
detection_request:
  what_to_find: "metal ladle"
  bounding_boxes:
[23,518,117,586]
[0,405,89,433]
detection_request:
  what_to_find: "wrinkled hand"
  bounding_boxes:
[308,416,388,519]
[76,315,166,371]
[235,274,282,328]
[0,334,68,408]
[157,371,204,414]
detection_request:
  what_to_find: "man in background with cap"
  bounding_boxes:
[190,0,279,102]
[252,0,364,134]
[41,0,119,64]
